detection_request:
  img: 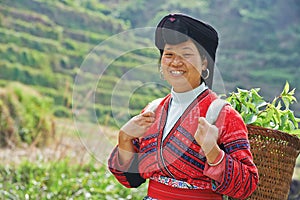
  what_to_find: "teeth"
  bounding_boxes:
[170,70,184,75]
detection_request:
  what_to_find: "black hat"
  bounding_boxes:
[155,13,219,88]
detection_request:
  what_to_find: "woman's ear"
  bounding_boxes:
[202,57,208,70]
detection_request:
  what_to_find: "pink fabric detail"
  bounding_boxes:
[169,17,176,22]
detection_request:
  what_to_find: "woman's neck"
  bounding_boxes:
[171,82,207,104]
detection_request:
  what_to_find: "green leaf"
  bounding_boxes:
[283,81,289,95]
[279,113,288,130]
[265,108,274,122]
[241,103,248,114]
[255,100,267,109]
[282,96,290,109]
[288,110,299,129]
[288,88,296,96]
[275,100,282,110]
[273,106,281,125]
[287,120,294,131]
[237,88,249,94]
[245,113,257,124]
[253,117,263,127]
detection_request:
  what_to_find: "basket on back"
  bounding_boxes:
[247,125,300,200]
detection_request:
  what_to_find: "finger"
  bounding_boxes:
[135,116,155,124]
[144,117,155,123]
[198,117,209,126]
[140,112,155,123]
[139,118,156,126]
[199,117,215,133]
[141,111,155,117]
[135,115,155,125]
[144,122,155,129]
[197,118,207,133]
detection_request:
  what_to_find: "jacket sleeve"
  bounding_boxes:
[203,105,259,199]
[108,140,146,188]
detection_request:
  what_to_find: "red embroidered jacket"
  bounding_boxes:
[108,89,259,199]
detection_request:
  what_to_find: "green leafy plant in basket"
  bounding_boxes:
[226,81,300,137]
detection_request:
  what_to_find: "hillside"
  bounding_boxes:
[0,0,299,128]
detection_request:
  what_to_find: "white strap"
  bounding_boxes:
[205,99,229,125]
[145,97,229,125]
[144,98,164,113]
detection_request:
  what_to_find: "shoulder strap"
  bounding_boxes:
[145,97,229,125]
[205,99,229,125]
[144,97,164,113]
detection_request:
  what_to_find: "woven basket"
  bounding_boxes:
[247,125,300,200]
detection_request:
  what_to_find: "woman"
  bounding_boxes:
[108,13,258,199]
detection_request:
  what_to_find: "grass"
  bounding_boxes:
[0,118,147,200]
[0,159,147,200]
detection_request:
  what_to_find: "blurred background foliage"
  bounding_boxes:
[0,0,299,146]
[0,83,55,147]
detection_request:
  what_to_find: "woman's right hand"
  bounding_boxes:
[118,111,155,164]
[120,111,156,140]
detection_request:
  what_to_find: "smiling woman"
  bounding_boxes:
[108,13,259,200]
[161,39,206,93]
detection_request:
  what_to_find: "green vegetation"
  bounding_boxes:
[0,0,299,129]
[227,82,300,137]
[0,83,55,147]
[0,159,147,200]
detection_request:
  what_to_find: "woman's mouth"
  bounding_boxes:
[170,70,184,76]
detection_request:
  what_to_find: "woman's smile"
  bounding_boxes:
[169,70,185,76]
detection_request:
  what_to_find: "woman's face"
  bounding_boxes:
[161,39,207,93]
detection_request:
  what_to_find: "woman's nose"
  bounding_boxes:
[171,55,183,66]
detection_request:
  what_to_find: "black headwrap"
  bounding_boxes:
[155,13,219,89]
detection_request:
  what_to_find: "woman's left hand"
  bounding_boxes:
[194,117,219,155]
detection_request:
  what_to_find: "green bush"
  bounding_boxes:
[0,83,55,147]
[0,62,65,89]
[0,44,51,70]
[35,86,71,108]
[0,28,60,53]
[63,29,108,45]
[4,18,61,40]
[53,106,72,118]
[0,159,147,199]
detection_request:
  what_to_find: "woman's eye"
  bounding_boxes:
[163,53,173,57]
[183,53,193,58]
